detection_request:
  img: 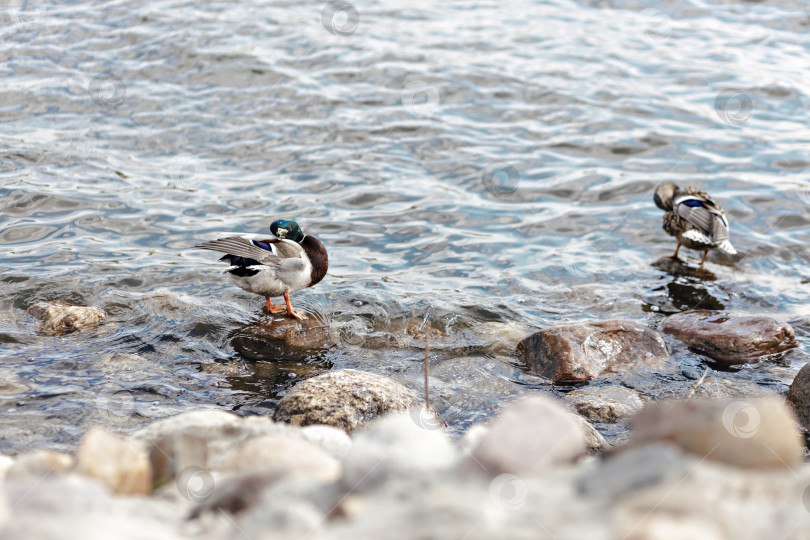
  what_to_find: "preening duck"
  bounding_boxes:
[194,219,328,320]
[653,182,736,267]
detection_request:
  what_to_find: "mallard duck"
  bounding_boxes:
[194,220,328,320]
[653,181,737,266]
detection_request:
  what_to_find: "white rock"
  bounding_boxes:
[301,424,353,460]
[6,451,73,482]
[470,396,587,475]
[342,413,457,490]
[221,435,341,483]
[74,428,151,495]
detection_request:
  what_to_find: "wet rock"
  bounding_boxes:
[518,319,669,383]
[74,427,151,495]
[221,435,341,483]
[565,385,644,423]
[659,311,797,364]
[230,314,337,361]
[786,362,810,430]
[6,450,73,482]
[273,369,442,433]
[148,433,207,488]
[569,413,610,453]
[470,395,587,475]
[26,300,105,336]
[629,397,803,469]
[342,413,457,491]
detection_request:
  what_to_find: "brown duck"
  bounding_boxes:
[653,182,736,266]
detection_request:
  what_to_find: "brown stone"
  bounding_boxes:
[26,301,105,336]
[518,319,669,383]
[231,315,337,361]
[629,397,803,469]
[273,369,442,433]
[786,362,810,430]
[74,428,151,495]
[659,311,797,364]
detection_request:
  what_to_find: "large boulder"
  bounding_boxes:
[659,311,797,364]
[273,369,442,433]
[518,319,669,383]
[26,301,105,336]
[629,397,803,469]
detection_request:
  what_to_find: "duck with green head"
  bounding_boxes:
[194,219,328,320]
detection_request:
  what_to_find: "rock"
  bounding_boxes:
[470,395,587,475]
[578,443,689,498]
[74,428,152,495]
[273,369,442,433]
[132,410,309,470]
[518,319,669,383]
[6,451,73,482]
[565,385,644,423]
[300,425,353,460]
[659,311,797,364]
[629,397,803,469]
[230,314,337,361]
[26,300,105,336]
[221,435,341,483]
[148,434,207,487]
[568,413,610,453]
[787,362,810,430]
[0,454,14,480]
[342,413,457,490]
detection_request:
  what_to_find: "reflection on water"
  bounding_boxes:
[1,0,810,451]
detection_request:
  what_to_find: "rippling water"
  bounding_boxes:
[2,0,810,453]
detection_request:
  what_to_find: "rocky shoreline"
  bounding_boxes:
[5,300,810,538]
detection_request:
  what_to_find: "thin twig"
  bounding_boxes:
[424,333,430,406]
[686,366,709,399]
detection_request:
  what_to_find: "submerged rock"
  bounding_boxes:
[629,397,803,469]
[518,319,669,383]
[659,311,797,364]
[74,428,151,495]
[231,315,337,361]
[469,395,587,475]
[564,385,644,423]
[786,362,810,431]
[26,300,105,336]
[273,369,442,433]
[568,413,610,454]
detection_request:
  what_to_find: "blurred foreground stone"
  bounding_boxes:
[659,311,797,364]
[629,396,803,469]
[518,319,669,383]
[273,369,443,433]
[26,300,105,336]
[75,428,151,495]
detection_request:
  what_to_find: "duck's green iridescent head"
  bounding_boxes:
[270,219,305,242]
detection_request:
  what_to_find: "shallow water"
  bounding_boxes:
[2,0,810,453]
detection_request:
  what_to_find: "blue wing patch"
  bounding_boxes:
[252,240,273,251]
[681,199,704,207]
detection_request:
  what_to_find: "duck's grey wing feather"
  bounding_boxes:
[675,198,714,237]
[194,237,303,266]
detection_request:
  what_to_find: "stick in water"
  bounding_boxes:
[424,333,430,406]
[686,366,709,399]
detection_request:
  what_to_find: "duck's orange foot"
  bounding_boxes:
[265,297,287,314]
[286,310,308,321]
